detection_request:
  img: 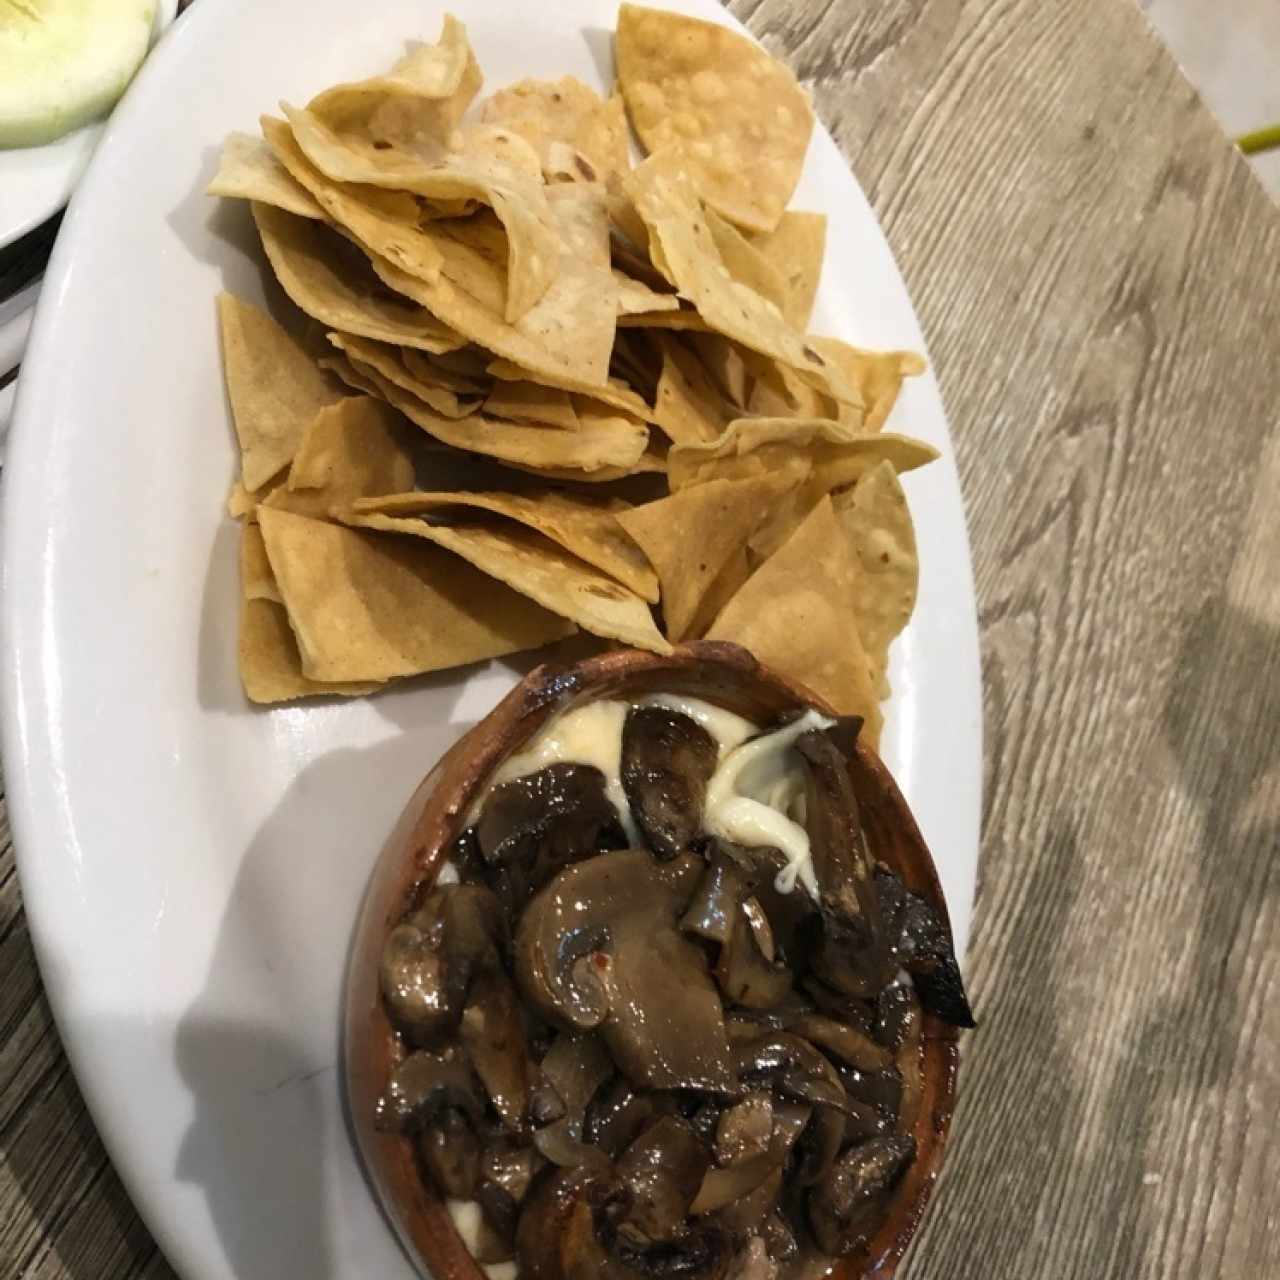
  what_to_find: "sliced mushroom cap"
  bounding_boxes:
[713,1170,783,1245]
[759,1211,798,1263]
[715,897,793,1009]
[714,1092,773,1166]
[379,883,504,1043]
[794,731,896,998]
[733,1033,851,1115]
[515,851,737,1093]
[585,1077,675,1158]
[621,707,719,859]
[680,842,760,946]
[690,1103,809,1215]
[378,1044,485,1132]
[517,1166,604,1280]
[806,1135,916,1256]
[477,763,627,910]
[478,1142,541,1255]
[791,1013,893,1074]
[535,1032,614,1137]
[419,1108,482,1199]
[727,1235,780,1280]
[613,1116,712,1243]
[460,967,531,1131]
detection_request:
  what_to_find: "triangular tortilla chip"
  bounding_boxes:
[354,490,658,602]
[343,509,671,654]
[807,337,926,433]
[252,203,464,353]
[614,472,797,641]
[707,496,882,744]
[261,115,444,286]
[703,207,788,314]
[832,462,918,698]
[207,132,322,219]
[650,333,731,445]
[483,380,579,429]
[614,269,681,317]
[239,525,380,703]
[480,77,629,185]
[217,292,340,492]
[258,506,572,682]
[343,356,649,474]
[287,94,558,322]
[749,212,826,330]
[615,4,812,233]
[328,332,481,418]
[668,418,938,492]
[367,183,618,387]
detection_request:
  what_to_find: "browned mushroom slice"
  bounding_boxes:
[477,762,627,910]
[794,731,896,998]
[680,842,759,945]
[515,851,737,1092]
[715,896,793,1008]
[612,1116,711,1243]
[536,1032,615,1135]
[882,866,976,1028]
[477,1143,541,1258]
[727,1235,780,1280]
[791,1013,893,1074]
[690,1103,809,1215]
[620,706,718,858]
[806,1135,916,1256]
[517,1166,602,1280]
[585,1077,674,1158]
[714,1092,773,1166]
[378,883,505,1043]
[377,1046,487,1200]
[460,966,531,1131]
[714,1171,783,1245]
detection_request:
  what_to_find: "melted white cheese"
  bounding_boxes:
[481,697,832,899]
[488,700,637,841]
[446,1200,517,1280]
[702,709,835,899]
[637,693,758,759]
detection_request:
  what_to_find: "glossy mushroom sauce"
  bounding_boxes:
[376,696,974,1280]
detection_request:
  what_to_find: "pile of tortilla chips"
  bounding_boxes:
[211,5,935,745]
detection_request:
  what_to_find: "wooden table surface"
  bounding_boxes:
[3,0,1279,1276]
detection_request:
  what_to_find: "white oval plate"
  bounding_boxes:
[0,0,179,251]
[2,2,982,1277]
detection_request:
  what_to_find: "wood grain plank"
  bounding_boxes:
[3,1,1279,1278]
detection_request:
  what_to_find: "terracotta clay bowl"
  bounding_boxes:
[345,641,962,1280]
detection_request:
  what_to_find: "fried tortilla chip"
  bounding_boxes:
[207,132,322,218]
[707,496,882,744]
[624,154,857,404]
[806,337,926,432]
[403,347,490,395]
[613,269,681,317]
[307,14,481,143]
[615,472,797,641]
[749,212,826,330]
[668,418,938,492]
[650,334,730,445]
[281,395,417,510]
[615,4,813,233]
[217,292,340,492]
[252,203,464,353]
[258,506,572,682]
[481,77,628,185]
[239,525,380,702]
[328,332,481,418]
[261,115,444,286]
[344,509,671,654]
[367,183,618,387]
[345,356,649,474]
[704,207,788,314]
[744,353,831,419]
[354,489,658,601]
[287,98,558,322]
[832,461,918,698]
[486,358,652,419]
[241,523,282,603]
[483,379,579,429]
